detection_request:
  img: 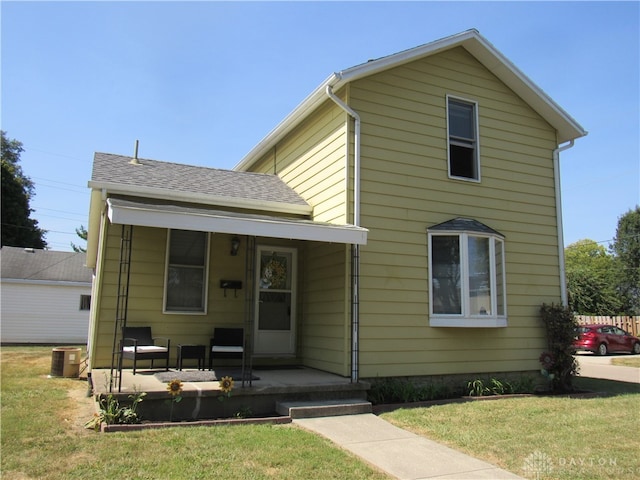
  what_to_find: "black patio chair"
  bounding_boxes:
[121,326,170,375]
[209,327,244,371]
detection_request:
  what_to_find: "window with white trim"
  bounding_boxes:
[428,219,506,327]
[447,96,479,181]
[164,229,209,313]
[79,294,91,311]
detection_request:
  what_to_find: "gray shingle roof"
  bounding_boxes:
[0,246,92,283]
[428,218,503,237]
[91,152,309,208]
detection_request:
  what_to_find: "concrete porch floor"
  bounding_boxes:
[89,366,370,421]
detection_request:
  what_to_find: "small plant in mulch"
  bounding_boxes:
[369,374,536,404]
[215,375,236,417]
[466,376,536,397]
[218,375,234,400]
[367,377,459,404]
[166,379,183,422]
[467,378,509,397]
[233,405,253,419]
[85,391,147,431]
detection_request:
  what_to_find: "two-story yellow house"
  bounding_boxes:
[86,30,586,387]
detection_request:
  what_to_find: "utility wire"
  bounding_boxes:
[566,233,640,248]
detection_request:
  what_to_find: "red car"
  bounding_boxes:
[573,324,640,355]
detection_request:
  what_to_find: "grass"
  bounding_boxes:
[382,376,640,480]
[611,356,640,368]
[4,347,639,480]
[1,346,389,480]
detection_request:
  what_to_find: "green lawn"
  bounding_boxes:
[611,356,640,368]
[382,376,640,480]
[3,346,638,480]
[0,346,389,480]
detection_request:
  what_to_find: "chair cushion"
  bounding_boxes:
[123,346,168,353]
[211,346,244,353]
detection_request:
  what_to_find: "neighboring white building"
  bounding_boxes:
[1,246,92,344]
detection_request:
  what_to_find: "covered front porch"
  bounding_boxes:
[87,194,368,388]
[91,366,370,422]
[86,153,368,406]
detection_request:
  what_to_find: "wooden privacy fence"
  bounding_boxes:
[575,316,640,337]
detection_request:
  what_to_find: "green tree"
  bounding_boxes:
[71,225,87,253]
[565,239,620,315]
[1,131,47,248]
[611,207,640,315]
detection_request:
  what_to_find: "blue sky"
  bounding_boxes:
[2,1,638,252]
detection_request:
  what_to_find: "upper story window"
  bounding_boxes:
[428,218,506,327]
[447,96,480,181]
[164,229,209,314]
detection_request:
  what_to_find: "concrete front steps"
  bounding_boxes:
[276,398,372,419]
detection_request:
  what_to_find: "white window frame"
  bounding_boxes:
[428,231,506,327]
[79,294,91,311]
[163,229,210,314]
[446,95,481,182]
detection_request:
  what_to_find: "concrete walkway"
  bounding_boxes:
[575,353,640,383]
[294,413,524,479]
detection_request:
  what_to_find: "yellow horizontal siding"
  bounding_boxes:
[250,100,349,225]
[243,97,353,375]
[91,45,567,379]
[91,224,249,368]
[298,242,350,376]
[281,128,344,189]
[351,46,559,377]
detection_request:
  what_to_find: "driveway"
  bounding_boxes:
[574,352,640,383]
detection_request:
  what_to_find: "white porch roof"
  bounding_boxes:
[106,198,368,245]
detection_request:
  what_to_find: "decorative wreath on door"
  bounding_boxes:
[260,256,287,289]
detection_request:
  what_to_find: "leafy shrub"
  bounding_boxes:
[85,391,146,431]
[466,377,534,396]
[367,377,457,405]
[465,378,512,396]
[467,379,487,397]
[540,303,579,392]
[369,374,536,404]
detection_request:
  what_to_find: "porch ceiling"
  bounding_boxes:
[106,198,368,245]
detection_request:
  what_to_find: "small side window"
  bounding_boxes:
[79,295,91,311]
[447,96,479,181]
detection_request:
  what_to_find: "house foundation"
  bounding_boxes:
[90,367,370,421]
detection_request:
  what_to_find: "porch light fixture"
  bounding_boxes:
[230,236,240,256]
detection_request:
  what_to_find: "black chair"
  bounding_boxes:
[209,327,244,371]
[121,326,170,375]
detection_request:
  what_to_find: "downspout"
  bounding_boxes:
[326,85,361,383]
[326,86,361,225]
[553,140,575,307]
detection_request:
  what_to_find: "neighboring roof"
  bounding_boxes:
[235,29,587,171]
[90,152,311,216]
[0,246,92,283]
[428,218,504,237]
[107,198,368,245]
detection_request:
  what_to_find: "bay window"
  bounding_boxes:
[428,218,506,327]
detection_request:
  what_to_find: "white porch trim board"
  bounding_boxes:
[106,198,368,245]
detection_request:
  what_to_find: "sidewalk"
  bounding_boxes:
[294,413,524,479]
[575,353,640,383]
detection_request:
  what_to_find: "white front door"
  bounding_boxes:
[253,246,297,356]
